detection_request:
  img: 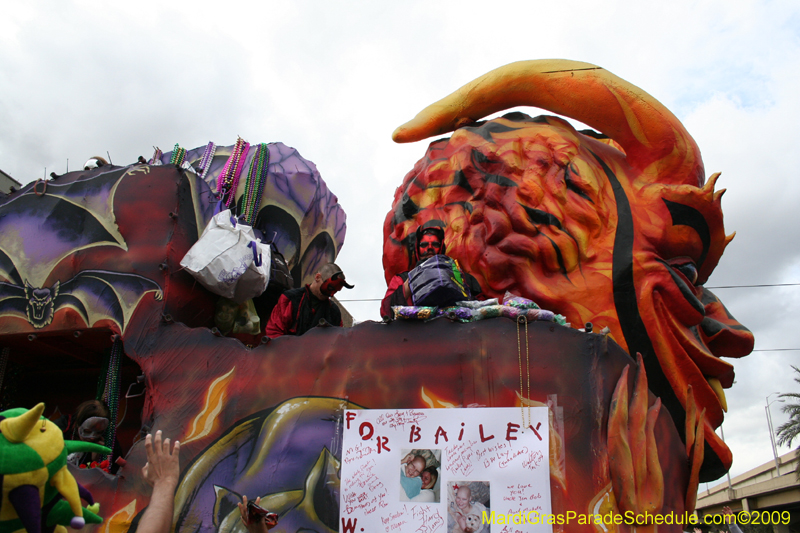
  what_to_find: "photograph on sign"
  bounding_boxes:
[447,481,491,533]
[400,448,441,502]
[340,407,551,533]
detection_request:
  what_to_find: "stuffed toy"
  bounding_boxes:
[215,298,261,336]
[0,403,110,533]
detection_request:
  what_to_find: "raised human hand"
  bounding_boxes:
[142,430,180,488]
[237,496,275,533]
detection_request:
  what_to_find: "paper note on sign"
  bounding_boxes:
[339,408,552,533]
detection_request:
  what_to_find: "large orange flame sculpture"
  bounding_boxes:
[384,60,754,481]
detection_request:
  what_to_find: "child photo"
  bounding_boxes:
[447,481,490,533]
[399,448,441,502]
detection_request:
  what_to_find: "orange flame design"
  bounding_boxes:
[419,387,457,408]
[103,499,137,533]
[182,367,235,444]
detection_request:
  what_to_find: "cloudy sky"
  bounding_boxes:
[2,0,799,483]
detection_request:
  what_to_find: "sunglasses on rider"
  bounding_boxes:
[419,241,441,249]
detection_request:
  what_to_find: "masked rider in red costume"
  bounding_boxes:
[266,263,353,337]
[380,226,481,320]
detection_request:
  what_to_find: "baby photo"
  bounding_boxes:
[399,448,441,502]
[447,481,490,533]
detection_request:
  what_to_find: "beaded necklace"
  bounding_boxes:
[227,142,250,209]
[517,316,531,429]
[217,138,249,208]
[101,339,122,464]
[197,142,217,182]
[170,143,187,167]
[148,147,163,165]
[242,143,271,225]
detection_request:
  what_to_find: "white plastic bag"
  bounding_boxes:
[180,210,271,302]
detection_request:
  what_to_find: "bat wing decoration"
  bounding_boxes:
[0,168,129,288]
[0,269,163,332]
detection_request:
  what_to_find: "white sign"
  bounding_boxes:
[340,408,552,533]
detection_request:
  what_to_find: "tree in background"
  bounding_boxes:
[776,365,800,480]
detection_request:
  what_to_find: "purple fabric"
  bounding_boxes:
[8,484,41,533]
[436,306,473,322]
[445,305,558,323]
[502,292,540,310]
[538,310,556,322]
[499,306,556,322]
[77,482,94,505]
[393,306,437,320]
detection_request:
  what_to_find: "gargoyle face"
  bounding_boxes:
[385,60,755,480]
[24,281,59,328]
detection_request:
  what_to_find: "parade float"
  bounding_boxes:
[0,60,753,533]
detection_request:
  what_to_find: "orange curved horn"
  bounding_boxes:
[393,59,704,186]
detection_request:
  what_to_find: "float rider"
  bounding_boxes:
[380,225,481,319]
[266,263,353,337]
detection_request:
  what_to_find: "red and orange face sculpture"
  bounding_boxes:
[383,60,754,480]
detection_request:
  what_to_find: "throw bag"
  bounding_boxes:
[180,210,271,302]
[252,242,295,325]
[409,255,471,307]
[267,243,293,292]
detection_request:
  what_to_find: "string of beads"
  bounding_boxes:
[169,143,187,167]
[197,142,217,182]
[242,143,271,225]
[148,147,163,165]
[517,317,531,430]
[226,142,250,209]
[101,339,122,464]
[217,137,250,209]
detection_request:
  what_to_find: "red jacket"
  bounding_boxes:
[266,286,343,337]
[380,272,411,319]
